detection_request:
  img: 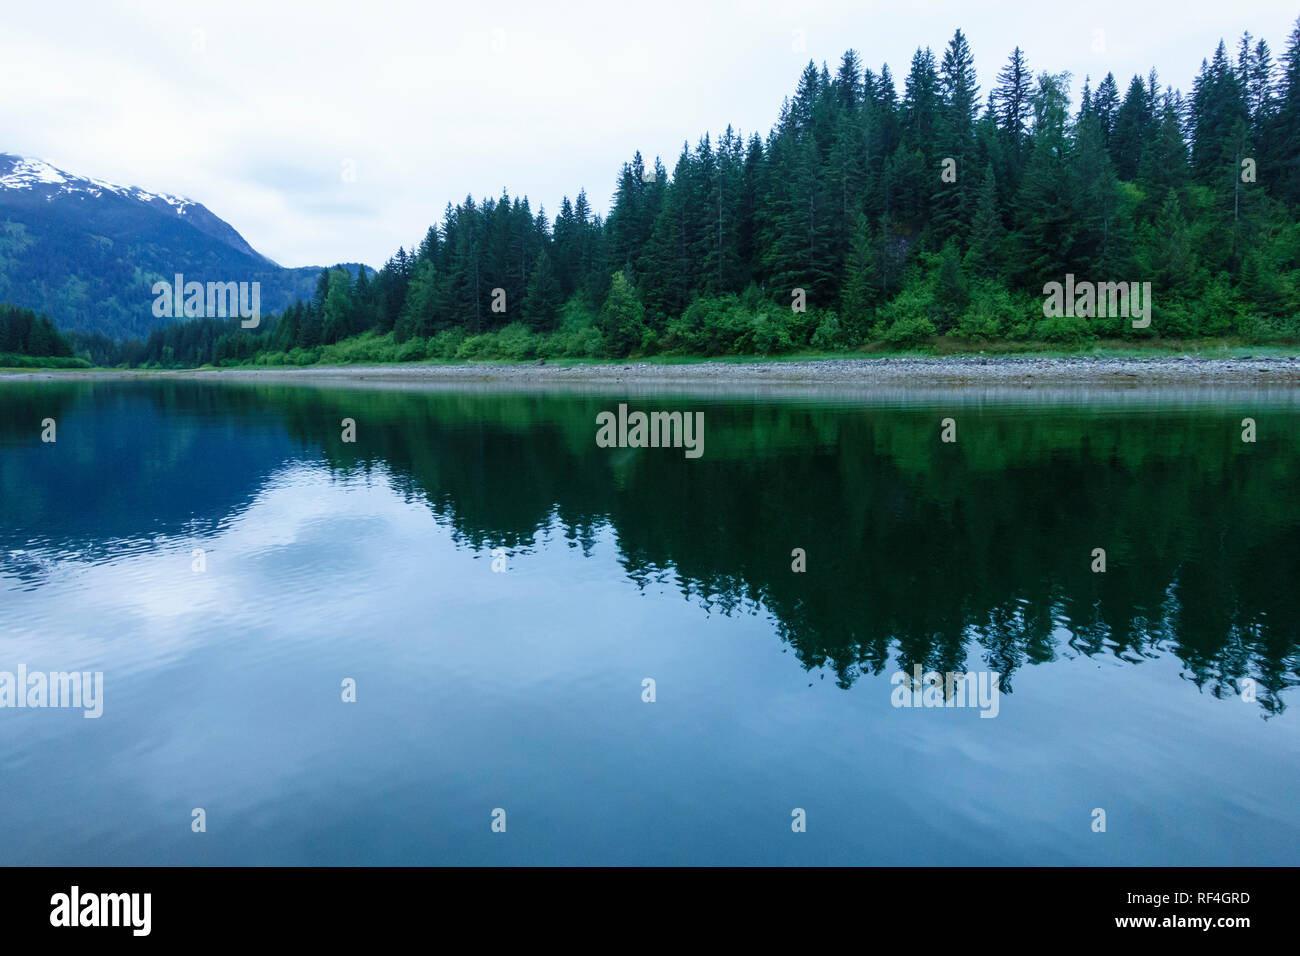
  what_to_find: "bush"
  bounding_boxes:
[660,312,699,354]
[883,314,937,347]
[1241,310,1300,343]
[395,337,427,362]
[786,303,820,347]
[751,312,794,355]
[317,330,410,364]
[875,285,939,347]
[456,333,497,359]
[1033,312,1094,345]
[283,347,319,366]
[496,323,537,360]
[0,353,91,369]
[702,302,758,354]
[536,303,605,358]
[535,334,567,359]
[810,311,846,351]
[660,293,809,356]
[571,326,604,357]
[955,283,1019,340]
[428,328,465,360]
[1197,273,1242,337]
[557,296,599,331]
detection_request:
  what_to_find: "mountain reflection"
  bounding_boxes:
[2,380,1297,715]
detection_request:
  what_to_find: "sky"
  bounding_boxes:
[1,0,1295,270]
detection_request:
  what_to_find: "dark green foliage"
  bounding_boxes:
[598,271,646,357]
[27,16,1300,368]
[521,249,563,331]
[0,303,74,357]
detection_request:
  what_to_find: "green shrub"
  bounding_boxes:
[496,322,537,360]
[557,296,599,331]
[1241,310,1300,343]
[283,347,318,365]
[1033,312,1094,344]
[535,333,566,359]
[428,328,465,360]
[535,322,604,359]
[456,333,497,359]
[1143,297,1194,338]
[660,312,699,354]
[663,293,807,356]
[1197,273,1241,337]
[395,337,427,362]
[571,326,604,357]
[810,311,846,350]
[875,285,939,347]
[0,353,91,369]
[751,312,794,355]
[316,330,412,364]
[883,314,937,347]
[955,283,1019,340]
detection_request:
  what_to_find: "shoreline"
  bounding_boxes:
[5,355,1300,390]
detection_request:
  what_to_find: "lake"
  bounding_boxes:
[1,379,1297,865]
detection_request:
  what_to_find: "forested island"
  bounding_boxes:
[13,20,1300,370]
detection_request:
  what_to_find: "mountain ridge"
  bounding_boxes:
[0,152,365,339]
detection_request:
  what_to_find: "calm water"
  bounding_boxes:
[1,380,1298,865]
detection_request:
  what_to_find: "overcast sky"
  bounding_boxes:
[2,0,1294,269]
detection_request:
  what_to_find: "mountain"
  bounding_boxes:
[0,154,364,340]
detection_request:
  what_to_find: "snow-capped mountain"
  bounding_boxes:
[0,155,198,211]
[0,153,362,339]
[0,153,273,266]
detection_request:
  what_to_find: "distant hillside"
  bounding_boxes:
[0,154,364,340]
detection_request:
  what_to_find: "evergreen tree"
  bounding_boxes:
[598,271,645,357]
[1010,73,1076,283]
[834,49,865,111]
[966,166,1005,278]
[1093,73,1121,148]
[1273,16,1300,203]
[100,20,1300,366]
[934,240,969,331]
[840,214,880,337]
[991,47,1033,163]
[934,28,981,241]
[521,249,563,332]
[1071,111,1126,275]
[1111,75,1151,180]
[297,304,323,349]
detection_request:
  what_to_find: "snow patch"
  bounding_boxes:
[1,154,195,215]
[0,156,68,189]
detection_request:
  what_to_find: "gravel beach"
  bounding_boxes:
[6,355,1300,391]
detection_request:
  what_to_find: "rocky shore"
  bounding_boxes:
[7,355,1300,390]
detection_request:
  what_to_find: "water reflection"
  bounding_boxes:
[4,381,1294,715]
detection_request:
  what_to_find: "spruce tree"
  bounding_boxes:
[965,166,1004,278]
[521,249,563,332]
[598,271,646,357]
[839,214,879,337]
